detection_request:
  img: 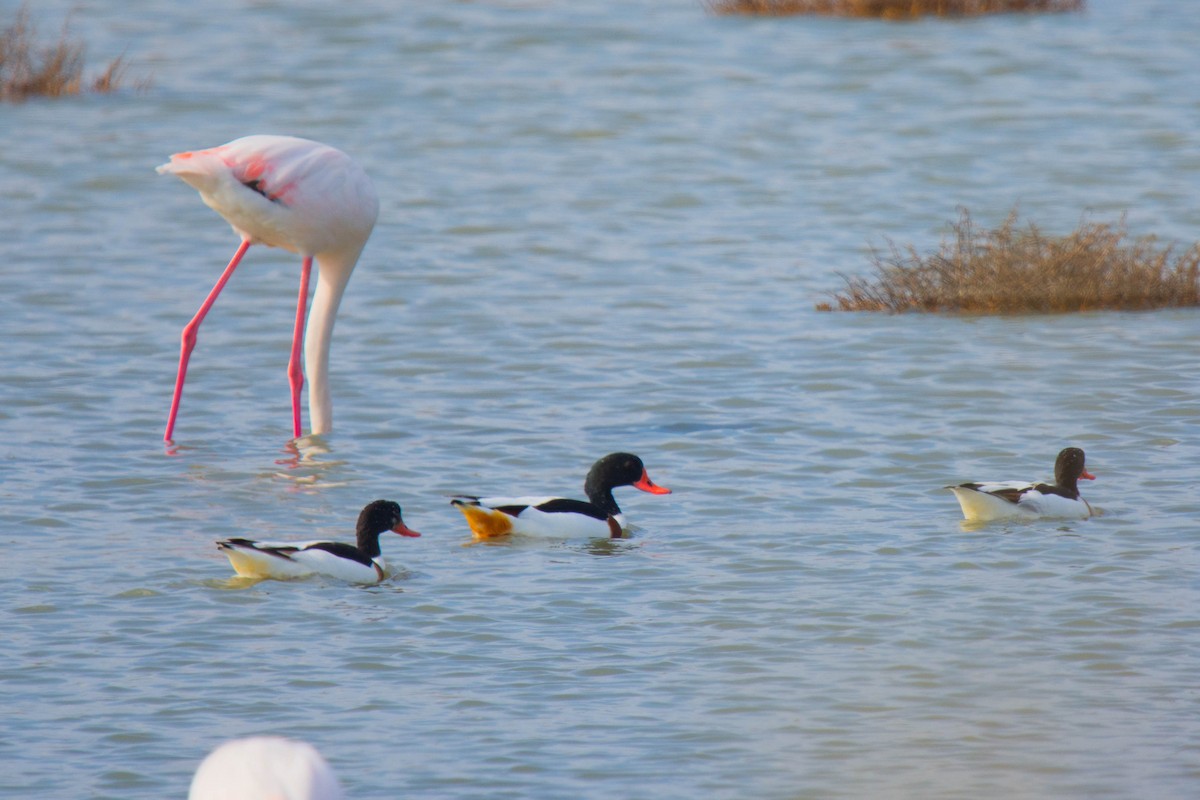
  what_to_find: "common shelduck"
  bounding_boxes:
[947,447,1096,522]
[451,452,671,539]
[189,736,343,800]
[216,499,420,583]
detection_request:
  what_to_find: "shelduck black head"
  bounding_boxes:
[358,499,421,540]
[585,453,672,496]
[1054,447,1095,488]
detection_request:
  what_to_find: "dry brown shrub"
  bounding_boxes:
[1,4,140,101]
[707,0,1083,18]
[816,209,1200,313]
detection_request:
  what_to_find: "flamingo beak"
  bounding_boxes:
[1081,469,1096,480]
[633,468,671,495]
[392,522,422,537]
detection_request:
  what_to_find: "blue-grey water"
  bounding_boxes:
[2,1,1199,797]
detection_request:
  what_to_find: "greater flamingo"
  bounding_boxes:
[157,135,378,441]
[189,736,344,800]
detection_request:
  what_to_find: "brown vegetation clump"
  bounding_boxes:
[707,0,1084,18]
[1,5,137,101]
[816,209,1200,313]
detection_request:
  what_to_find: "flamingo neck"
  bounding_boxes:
[303,248,361,436]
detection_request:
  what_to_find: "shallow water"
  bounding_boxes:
[2,0,1199,797]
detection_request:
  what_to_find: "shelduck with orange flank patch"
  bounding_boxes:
[451,453,671,540]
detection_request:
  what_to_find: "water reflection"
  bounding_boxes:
[271,438,350,489]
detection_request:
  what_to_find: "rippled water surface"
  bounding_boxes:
[3,1,1199,797]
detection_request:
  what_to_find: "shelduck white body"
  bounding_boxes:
[158,135,378,440]
[189,736,343,800]
[452,453,671,540]
[948,447,1096,522]
[217,500,419,584]
[456,495,625,539]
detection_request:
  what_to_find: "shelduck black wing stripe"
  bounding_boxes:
[1034,482,1078,500]
[495,504,529,517]
[955,483,1025,505]
[218,539,300,561]
[986,487,1025,504]
[532,498,607,520]
[258,545,300,561]
[303,541,373,567]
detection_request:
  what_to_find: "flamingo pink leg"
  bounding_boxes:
[288,256,313,439]
[165,239,253,442]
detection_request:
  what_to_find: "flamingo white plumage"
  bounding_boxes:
[189,736,344,800]
[157,135,378,441]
